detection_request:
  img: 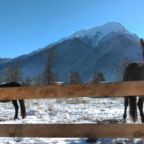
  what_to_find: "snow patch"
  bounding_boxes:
[0,97,143,143]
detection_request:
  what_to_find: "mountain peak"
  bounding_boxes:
[70,22,132,48]
[102,22,127,32]
[39,22,137,52]
[72,22,128,39]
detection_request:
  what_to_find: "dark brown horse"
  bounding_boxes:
[123,38,144,123]
[0,82,26,119]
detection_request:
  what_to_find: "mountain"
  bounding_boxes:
[0,58,11,64]
[0,22,143,83]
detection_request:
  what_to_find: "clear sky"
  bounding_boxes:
[0,0,144,58]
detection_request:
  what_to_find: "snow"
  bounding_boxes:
[70,22,138,48]
[72,22,127,38]
[17,22,138,60]
[71,22,128,45]
[0,97,143,143]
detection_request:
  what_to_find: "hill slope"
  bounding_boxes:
[0,22,143,83]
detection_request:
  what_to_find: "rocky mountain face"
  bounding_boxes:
[0,22,143,83]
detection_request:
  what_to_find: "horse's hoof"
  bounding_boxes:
[86,138,97,143]
[21,114,26,119]
[122,119,126,123]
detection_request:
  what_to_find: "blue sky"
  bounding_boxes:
[0,0,144,58]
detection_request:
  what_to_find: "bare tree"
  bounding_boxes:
[0,71,5,83]
[43,48,57,85]
[34,73,43,86]
[91,72,105,83]
[69,72,82,84]
[25,77,32,86]
[4,61,23,82]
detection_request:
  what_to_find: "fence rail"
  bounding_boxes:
[0,81,144,138]
[0,81,144,100]
[0,124,144,138]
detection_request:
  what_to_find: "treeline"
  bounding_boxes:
[0,48,106,85]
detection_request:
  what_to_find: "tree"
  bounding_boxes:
[4,61,23,82]
[25,77,32,86]
[91,72,105,83]
[0,71,5,83]
[69,72,81,84]
[43,48,57,85]
[34,73,43,86]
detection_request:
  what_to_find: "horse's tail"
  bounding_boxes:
[129,96,137,122]
[19,100,26,119]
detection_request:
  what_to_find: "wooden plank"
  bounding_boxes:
[0,124,144,138]
[1,81,144,100]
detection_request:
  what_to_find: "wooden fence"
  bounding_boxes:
[1,81,144,138]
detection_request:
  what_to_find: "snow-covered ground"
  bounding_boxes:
[0,97,143,144]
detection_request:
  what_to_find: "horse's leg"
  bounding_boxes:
[123,97,128,123]
[12,100,19,119]
[137,97,144,123]
[19,100,26,119]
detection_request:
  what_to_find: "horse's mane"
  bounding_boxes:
[123,63,139,81]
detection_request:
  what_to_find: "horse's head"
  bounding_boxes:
[140,38,144,48]
[140,38,144,59]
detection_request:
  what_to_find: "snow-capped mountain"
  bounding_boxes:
[0,22,143,83]
[70,22,139,48]
[72,22,129,38]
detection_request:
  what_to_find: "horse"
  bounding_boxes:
[0,81,26,119]
[123,38,144,123]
